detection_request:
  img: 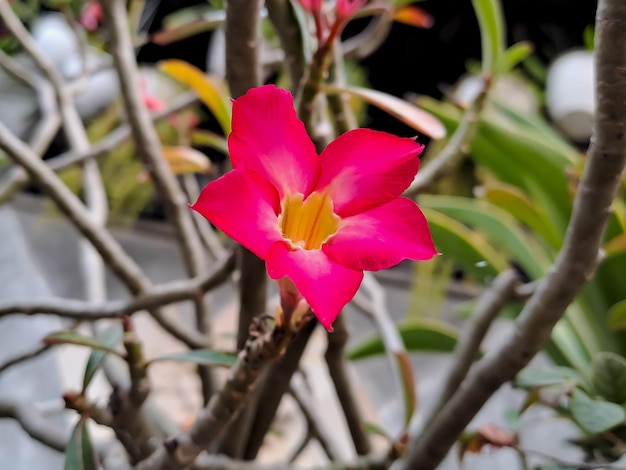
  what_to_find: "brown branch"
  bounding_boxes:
[0,121,212,348]
[289,381,344,461]
[101,0,212,357]
[265,0,306,91]
[0,399,68,452]
[134,319,296,470]
[403,2,626,468]
[0,93,197,203]
[0,343,52,374]
[0,251,235,320]
[215,0,267,456]
[243,319,317,459]
[324,314,372,455]
[427,270,519,423]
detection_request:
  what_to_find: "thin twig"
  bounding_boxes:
[327,44,358,135]
[101,0,213,362]
[0,92,197,204]
[243,319,317,459]
[215,0,267,456]
[403,2,626,468]
[404,77,490,197]
[0,398,68,452]
[324,313,372,455]
[265,0,306,91]
[290,380,344,461]
[427,270,519,424]
[0,343,52,374]
[135,319,295,470]
[0,122,210,348]
[0,251,236,320]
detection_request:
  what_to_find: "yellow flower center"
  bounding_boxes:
[279,191,340,250]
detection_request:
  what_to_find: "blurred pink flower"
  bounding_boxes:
[79,1,103,32]
[298,0,323,14]
[335,0,367,25]
[191,85,438,331]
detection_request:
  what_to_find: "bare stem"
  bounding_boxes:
[427,270,519,423]
[0,251,235,321]
[101,0,212,357]
[135,319,296,470]
[324,314,372,455]
[216,0,267,456]
[403,2,626,467]
[0,399,68,452]
[0,343,52,374]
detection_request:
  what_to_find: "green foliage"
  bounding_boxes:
[148,350,237,368]
[348,320,462,360]
[65,418,97,470]
[590,353,626,404]
[82,325,123,392]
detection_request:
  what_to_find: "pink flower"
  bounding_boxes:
[335,0,367,25]
[79,1,103,32]
[191,85,438,331]
[299,0,323,14]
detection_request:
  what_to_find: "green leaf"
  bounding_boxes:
[348,320,461,360]
[570,393,625,434]
[149,350,237,367]
[44,331,122,357]
[190,130,229,155]
[363,422,391,440]
[422,208,508,281]
[514,367,585,389]
[482,182,562,249]
[607,300,626,331]
[65,419,97,470]
[471,0,505,75]
[82,326,124,392]
[498,41,534,73]
[322,84,446,140]
[420,195,549,279]
[591,352,626,404]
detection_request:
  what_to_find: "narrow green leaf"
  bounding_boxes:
[420,195,549,279]
[65,419,97,470]
[44,331,122,357]
[498,41,533,72]
[363,422,391,440]
[514,367,585,389]
[347,320,461,360]
[423,208,508,281]
[570,393,625,434]
[472,0,505,75]
[607,300,626,331]
[190,130,229,155]
[149,350,237,367]
[82,326,123,392]
[482,182,562,249]
[591,352,626,404]
[395,352,417,427]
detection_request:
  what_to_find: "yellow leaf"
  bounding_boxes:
[163,146,211,175]
[158,59,232,133]
[393,6,434,29]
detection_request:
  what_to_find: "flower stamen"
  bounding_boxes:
[279,192,340,250]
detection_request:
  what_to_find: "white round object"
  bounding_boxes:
[546,49,595,142]
[31,13,80,69]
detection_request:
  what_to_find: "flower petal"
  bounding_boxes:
[191,169,282,259]
[323,197,439,271]
[266,242,363,331]
[229,85,320,198]
[315,128,423,217]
